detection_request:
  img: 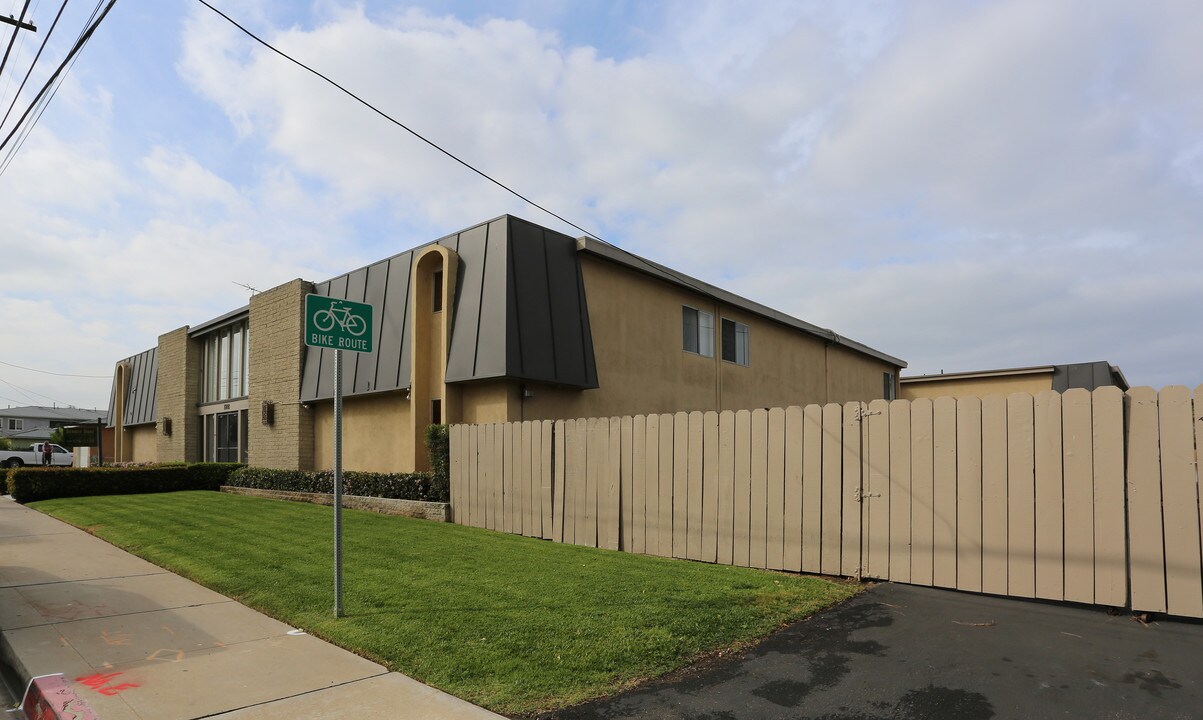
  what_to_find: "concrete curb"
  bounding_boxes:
[219,486,450,521]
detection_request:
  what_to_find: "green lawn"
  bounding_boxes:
[32,491,856,715]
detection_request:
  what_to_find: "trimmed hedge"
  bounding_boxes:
[226,466,447,503]
[6,463,244,504]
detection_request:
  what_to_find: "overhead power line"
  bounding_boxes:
[195,0,601,243]
[0,359,110,378]
[0,1,32,82]
[0,0,114,155]
[194,1,723,302]
[1,0,71,130]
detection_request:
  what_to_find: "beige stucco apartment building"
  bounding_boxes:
[899,361,1128,401]
[109,215,905,472]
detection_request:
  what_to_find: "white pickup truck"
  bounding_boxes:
[0,442,72,468]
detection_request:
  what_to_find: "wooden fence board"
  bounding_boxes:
[750,408,769,569]
[503,423,514,534]
[673,412,689,558]
[687,412,705,561]
[524,422,535,536]
[717,411,736,565]
[621,416,635,551]
[477,425,487,528]
[733,410,752,567]
[552,420,566,542]
[644,415,662,556]
[473,425,483,526]
[643,415,660,556]
[981,395,1008,596]
[631,415,646,554]
[888,400,912,583]
[657,414,675,558]
[1127,387,1166,613]
[1007,394,1035,598]
[801,404,824,574]
[567,419,585,545]
[821,403,843,576]
[587,418,605,548]
[484,424,496,531]
[449,425,461,524]
[865,399,890,580]
[540,421,553,540]
[956,397,983,593]
[1159,387,1203,618]
[910,399,934,586]
[766,407,787,570]
[932,396,957,589]
[842,402,863,577]
[1092,388,1125,606]
[702,411,720,563]
[1034,391,1064,601]
[601,418,621,551]
[1062,389,1095,604]
[784,406,804,573]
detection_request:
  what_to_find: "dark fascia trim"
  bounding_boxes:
[1109,365,1130,392]
[188,305,250,338]
[444,370,599,390]
[575,237,907,369]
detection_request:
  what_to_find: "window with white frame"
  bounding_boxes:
[721,318,750,366]
[682,306,714,357]
[5,418,22,431]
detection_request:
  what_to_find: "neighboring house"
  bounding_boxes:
[0,406,109,449]
[109,214,906,473]
[899,361,1129,401]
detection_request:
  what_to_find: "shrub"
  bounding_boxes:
[186,462,245,488]
[425,423,450,498]
[8,465,207,503]
[225,466,446,502]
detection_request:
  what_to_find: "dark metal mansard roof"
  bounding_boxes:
[299,215,599,402]
[106,347,158,428]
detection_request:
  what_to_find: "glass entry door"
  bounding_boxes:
[215,411,239,462]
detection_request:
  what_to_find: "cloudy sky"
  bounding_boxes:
[1,0,1200,412]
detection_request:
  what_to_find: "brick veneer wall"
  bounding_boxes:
[248,279,315,470]
[156,327,199,462]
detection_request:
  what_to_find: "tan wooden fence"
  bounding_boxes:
[448,386,1203,618]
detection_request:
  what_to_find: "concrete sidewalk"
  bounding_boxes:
[0,496,505,719]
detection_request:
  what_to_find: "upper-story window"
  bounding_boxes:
[432,270,444,313]
[201,320,249,403]
[682,306,714,357]
[721,318,750,366]
[4,418,22,431]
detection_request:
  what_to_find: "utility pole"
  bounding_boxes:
[0,14,37,32]
[1,2,37,87]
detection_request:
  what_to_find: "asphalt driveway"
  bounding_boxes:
[546,582,1202,720]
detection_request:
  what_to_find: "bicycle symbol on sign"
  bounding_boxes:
[312,301,367,337]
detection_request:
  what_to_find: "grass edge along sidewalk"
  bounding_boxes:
[31,491,858,716]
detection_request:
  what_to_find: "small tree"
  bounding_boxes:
[0,436,11,451]
[424,424,450,497]
[50,427,68,447]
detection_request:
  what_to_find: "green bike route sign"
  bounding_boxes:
[304,294,374,354]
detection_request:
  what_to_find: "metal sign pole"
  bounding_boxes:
[334,348,344,618]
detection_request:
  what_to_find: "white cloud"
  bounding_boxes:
[6,0,1203,412]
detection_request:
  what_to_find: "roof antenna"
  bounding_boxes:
[233,281,260,295]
